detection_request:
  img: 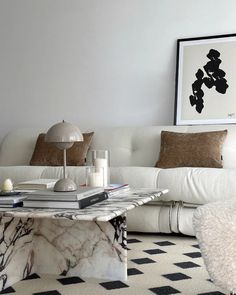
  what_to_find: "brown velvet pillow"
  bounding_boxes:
[30,132,94,166]
[156,130,227,168]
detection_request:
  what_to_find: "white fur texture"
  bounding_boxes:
[193,200,236,293]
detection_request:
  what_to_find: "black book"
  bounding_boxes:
[79,191,108,209]
[23,191,108,209]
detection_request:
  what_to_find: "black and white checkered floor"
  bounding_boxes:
[0,234,226,295]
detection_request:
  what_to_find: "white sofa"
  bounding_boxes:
[0,124,236,236]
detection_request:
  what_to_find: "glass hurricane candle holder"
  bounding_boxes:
[91,150,110,187]
[86,166,104,187]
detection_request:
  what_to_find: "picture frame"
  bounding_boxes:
[174,33,236,125]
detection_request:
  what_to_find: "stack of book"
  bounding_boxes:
[16,179,58,190]
[0,192,26,208]
[104,184,130,196]
[23,187,108,209]
[12,179,130,209]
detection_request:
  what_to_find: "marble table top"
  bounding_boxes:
[0,188,168,222]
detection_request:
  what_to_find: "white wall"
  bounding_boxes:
[0,0,236,140]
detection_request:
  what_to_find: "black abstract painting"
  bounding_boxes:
[189,49,229,114]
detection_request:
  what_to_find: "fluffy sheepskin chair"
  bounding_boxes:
[193,200,236,294]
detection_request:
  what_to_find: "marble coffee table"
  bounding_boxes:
[0,188,168,291]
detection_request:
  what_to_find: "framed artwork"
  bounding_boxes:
[175,33,236,125]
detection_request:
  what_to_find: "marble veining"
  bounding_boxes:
[0,217,35,290]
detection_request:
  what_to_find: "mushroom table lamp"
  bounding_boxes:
[45,121,83,192]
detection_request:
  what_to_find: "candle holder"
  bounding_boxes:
[91,150,110,187]
[86,166,104,187]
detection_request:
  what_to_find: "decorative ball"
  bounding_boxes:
[2,179,13,192]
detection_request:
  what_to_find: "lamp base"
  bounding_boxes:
[54,178,77,192]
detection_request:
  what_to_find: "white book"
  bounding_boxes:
[108,187,130,197]
[0,195,26,205]
[16,179,58,190]
[104,184,129,192]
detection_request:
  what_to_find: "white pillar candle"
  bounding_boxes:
[94,158,108,186]
[2,179,13,192]
[88,172,103,187]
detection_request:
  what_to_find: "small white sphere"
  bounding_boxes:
[2,179,13,192]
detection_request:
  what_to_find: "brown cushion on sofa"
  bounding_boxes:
[30,132,94,166]
[156,130,227,168]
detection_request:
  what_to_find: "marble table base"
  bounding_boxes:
[0,189,167,291]
[0,215,127,291]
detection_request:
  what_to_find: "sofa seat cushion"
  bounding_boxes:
[0,165,161,192]
[157,167,236,204]
[42,166,161,189]
[110,167,161,188]
[2,164,235,208]
[0,166,87,187]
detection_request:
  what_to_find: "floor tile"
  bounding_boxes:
[144,248,166,255]
[174,261,201,269]
[163,272,191,281]
[183,252,202,258]
[149,286,180,294]
[33,291,61,295]
[131,257,156,265]
[0,287,15,294]
[154,241,176,246]
[23,273,40,280]
[127,268,143,276]
[57,276,85,285]
[100,281,129,290]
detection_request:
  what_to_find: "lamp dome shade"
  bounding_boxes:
[45,121,83,143]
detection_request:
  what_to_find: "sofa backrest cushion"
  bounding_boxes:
[1,125,236,168]
[90,125,236,168]
[89,126,186,167]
